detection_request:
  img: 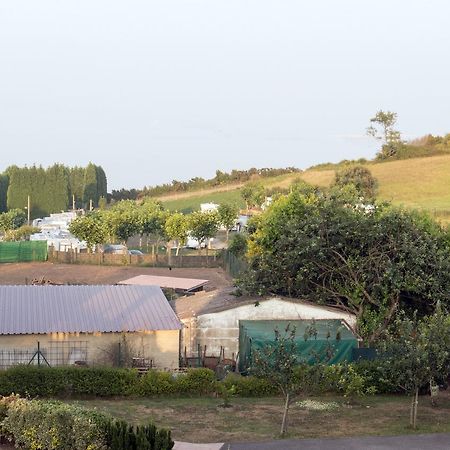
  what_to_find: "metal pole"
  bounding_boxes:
[37,341,40,367]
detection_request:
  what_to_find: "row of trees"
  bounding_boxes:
[69,199,240,254]
[109,167,299,202]
[0,163,107,218]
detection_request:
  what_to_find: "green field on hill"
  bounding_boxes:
[161,154,450,224]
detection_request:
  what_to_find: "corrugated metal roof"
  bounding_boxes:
[0,285,182,335]
[118,275,208,292]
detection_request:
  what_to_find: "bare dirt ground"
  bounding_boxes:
[0,262,232,290]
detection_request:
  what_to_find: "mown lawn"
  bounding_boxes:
[70,392,450,443]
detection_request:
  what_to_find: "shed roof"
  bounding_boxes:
[170,288,356,322]
[118,274,208,292]
[0,285,182,335]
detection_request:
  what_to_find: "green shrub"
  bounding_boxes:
[0,395,174,450]
[0,366,139,397]
[102,418,174,450]
[139,370,176,396]
[337,364,377,398]
[0,395,108,450]
[222,373,277,397]
[0,363,397,401]
[292,364,343,394]
[293,363,378,397]
[351,359,400,394]
[0,366,67,397]
[174,368,216,395]
[64,367,139,396]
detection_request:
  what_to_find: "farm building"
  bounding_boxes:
[171,290,357,368]
[0,285,182,370]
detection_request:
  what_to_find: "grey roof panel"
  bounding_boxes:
[118,275,208,292]
[0,285,182,335]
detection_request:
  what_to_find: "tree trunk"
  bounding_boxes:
[280,392,290,435]
[413,388,419,429]
[226,229,229,243]
[176,242,180,256]
[409,395,414,427]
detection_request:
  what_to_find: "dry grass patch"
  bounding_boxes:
[71,392,450,443]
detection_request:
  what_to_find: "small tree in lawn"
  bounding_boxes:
[250,324,298,436]
[165,212,188,256]
[379,305,450,429]
[188,211,220,255]
[217,202,239,242]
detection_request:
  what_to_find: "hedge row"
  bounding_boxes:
[0,395,174,450]
[0,362,397,399]
[0,366,277,398]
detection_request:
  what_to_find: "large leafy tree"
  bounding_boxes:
[367,110,403,159]
[136,199,167,251]
[240,192,450,343]
[0,209,26,233]
[165,212,188,256]
[105,201,140,245]
[0,174,9,213]
[334,165,377,199]
[241,182,266,212]
[69,214,108,251]
[83,163,99,208]
[188,211,220,255]
[217,202,239,242]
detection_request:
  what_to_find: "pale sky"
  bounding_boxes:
[1,1,449,189]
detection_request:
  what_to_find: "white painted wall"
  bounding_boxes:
[181,298,356,358]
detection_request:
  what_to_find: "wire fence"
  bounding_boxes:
[222,250,248,278]
[0,341,88,370]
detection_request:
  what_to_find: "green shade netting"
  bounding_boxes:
[239,319,358,372]
[0,241,47,263]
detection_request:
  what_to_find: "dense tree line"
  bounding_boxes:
[69,198,238,254]
[108,167,300,202]
[1,163,107,217]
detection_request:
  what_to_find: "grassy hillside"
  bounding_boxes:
[161,155,450,223]
[161,173,299,212]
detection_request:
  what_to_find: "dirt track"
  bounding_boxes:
[0,262,231,290]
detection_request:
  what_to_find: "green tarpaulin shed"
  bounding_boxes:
[0,241,48,263]
[239,319,358,372]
